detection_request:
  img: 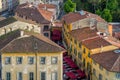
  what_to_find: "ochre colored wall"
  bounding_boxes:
[2,52,63,80]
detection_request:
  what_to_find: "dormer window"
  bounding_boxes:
[25,16,27,19]
[44,25,49,31]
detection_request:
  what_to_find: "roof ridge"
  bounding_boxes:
[32,34,65,51]
[23,31,65,51]
[111,55,120,72]
[0,36,21,52]
[37,8,52,22]
[82,36,99,42]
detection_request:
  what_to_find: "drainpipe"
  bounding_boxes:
[34,39,38,80]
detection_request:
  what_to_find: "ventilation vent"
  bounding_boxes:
[97,32,106,37]
[114,50,120,53]
[79,10,85,15]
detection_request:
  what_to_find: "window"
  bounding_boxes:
[74,49,77,56]
[93,69,96,76]
[6,72,11,80]
[44,33,49,37]
[69,44,72,53]
[44,25,49,31]
[5,57,11,64]
[51,72,57,80]
[40,57,46,64]
[88,52,90,58]
[99,65,103,70]
[106,70,109,75]
[83,48,86,53]
[87,62,91,72]
[51,57,58,64]
[41,72,46,80]
[74,40,77,44]
[29,72,34,80]
[17,72,22,80]
[28,57,34,64]
[116,73,120,79]
[99,74,102,80]
[93,60,96,65]
[70,37,72,41]
[25,16,27,19]
[79,43,81,48]
[16,57,23,64]
[78,52,82,60]
[83,59,85,67]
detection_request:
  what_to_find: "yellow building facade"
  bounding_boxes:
[2,52,63,80]
[91,50,120,80]
[0,30,65,80]
[62,22,119,80]
[67,34,118,77]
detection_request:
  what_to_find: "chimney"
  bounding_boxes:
[44,4,47,10]
[20,30,24,37]
[108,24,113,36]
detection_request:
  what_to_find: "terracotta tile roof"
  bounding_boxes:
[15,3,53,24]
[38,9,53,22]
[62,11,106,24]
[62,12,86,24]
[91,50,120,72]
[82,37,111,49]
[38,4,56,9]
[69,27,98,42]
[0,30,21,50]
[0,17,17,28]
[1,30,65,53]
[114,32,120,39]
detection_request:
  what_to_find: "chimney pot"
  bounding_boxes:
[108,24,113,36]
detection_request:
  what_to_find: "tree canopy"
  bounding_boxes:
[63,0,76,13]
[73,0,119,22]
[101,9,112,22]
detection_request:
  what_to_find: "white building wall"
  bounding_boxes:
[0,21,41,36]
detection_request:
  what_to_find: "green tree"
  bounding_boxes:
[101,9,112,22]
[112,9,120,21]
[95,9,101,16]
[88,0,101,12]
[106,0,118,10]
[63,0,76,13]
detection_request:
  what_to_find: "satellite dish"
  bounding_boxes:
[114,50,120,53]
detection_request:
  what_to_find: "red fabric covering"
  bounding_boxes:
[69,64,78,68]
[76,70,86,78]
[52,30,61,35]
[65,72,77,79]
[52,30,61,41]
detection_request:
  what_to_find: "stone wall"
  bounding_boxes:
[0,21,41,36]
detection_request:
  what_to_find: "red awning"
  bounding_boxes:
[65,72,77,79]
[52,30,61,35]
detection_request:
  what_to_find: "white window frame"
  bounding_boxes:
[40,71,46,80]
[28,57,34,64]
[51,72,57,80]
[29,72,34,80]
[16,57,23,64]
[17,72,22,80]
[51,57,58,64]
[6,72,11,80]
[5,57,11,64]
[40,57,46,64]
